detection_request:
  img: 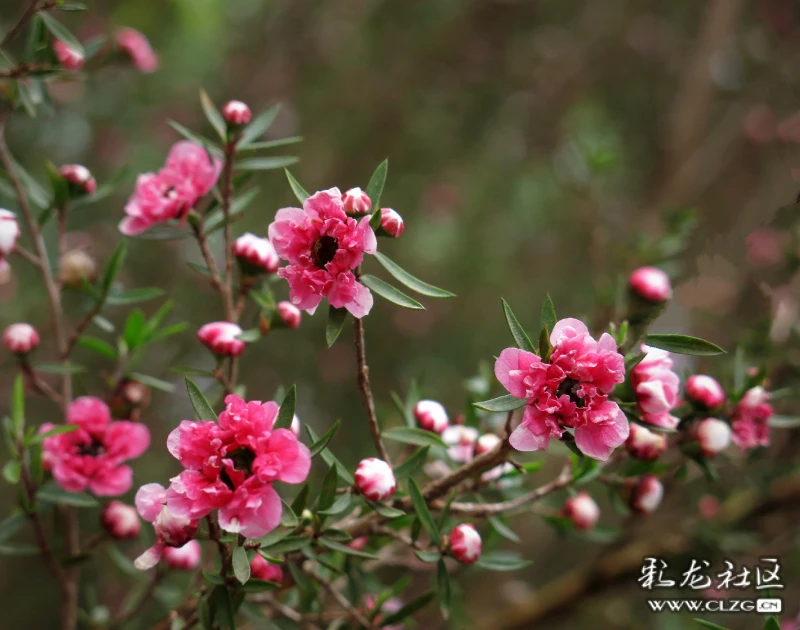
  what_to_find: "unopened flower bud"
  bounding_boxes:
[101,501,141,540]
[475,433,502,456]
[250,554,283,582]
[347,536,369,551]
[740,385,769,407]
[355,457,396,501]
[3,323,40,354]
[115,28,158,73]
[626,423,667,461]
[342,188,371,215]
[53,40,84,71]
[60,249,97,287]
[629,267,672,303]
[154,506,198,548]
[222,100,252,126]
[694,418,731,458]
[563,492,600,530]
[290,414,301,437]
[413,400,449,434]
[448,523,482,564]
[441,425,478,462]
[234,233,279,274]
[162,540,201,571]
[629,475,664,514]
[60,164,97,195]
[197,321,245,356]
[685,375,725,409]
[379,208,404,237]
[0,209,20,257]
[277,301,301,329]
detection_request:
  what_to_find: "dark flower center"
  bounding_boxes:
[77,438,106,457]
[312,235,338,268]
[557,377,585,408]
[220,447,256,490]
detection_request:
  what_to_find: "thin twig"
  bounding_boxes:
[260,594,323,630]
[0,0,41,48]
[12,244,40,266]
[305,566,374,628]
[110,569,163,629]
[352,315,391,464]
[220,141,236,322]
[20,361,63,406]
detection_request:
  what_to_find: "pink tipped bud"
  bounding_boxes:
[413,400,449,434]
[475,433,502,456]
[197,322,245,356]
[625,423,667,461]
[277,301,302,329]
[347,536,369,551]
[60,164,97,195]
[155,507,198,548]
[740,385,769,408]
[694,418,731,457]
[233,233,280,274]
[0,209,20,257]
[379,208,404,237]
[60,249,97,287]
[250,554,283,583]
[53,40,84,71]
[441,425,478,462]
[3,323,40,354]
[355,457,396,501]
[685,375,726,409]
[101,501,141,540]
[222,100,252,126]
[162,540,201,571]
[563,492,600,530]
[629,266,672,303]
[342,188,372,215]
[115,28,159,73]
[448,523,482,564]
[629,475,664,514]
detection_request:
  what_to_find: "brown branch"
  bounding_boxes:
[352,315,391,464]
[260,594,323,630]
[11,244,40,266]
[305,566,374,628]
[220,141,236,322]
[20,361,63,406]
[190,221,228,302]
[1,0,41,49]
[110,569,163,629]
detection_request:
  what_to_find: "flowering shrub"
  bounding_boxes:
[0,5,797,630]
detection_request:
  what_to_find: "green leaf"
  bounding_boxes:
[284,169,309,203]
[77,336,117,360]
[235,329,261,343]
[35,363,86,375]
[305,426,354,485]
[694,620,732,630]
[540,293,557,335]
[273,385,296,430]
[367,160,389,228]
[474,552,531,571]
[373,252,454,298]
[99,240,127,296]
[414,550,441,563]
[326,305,348,347]
[624,352,646,372]
[260,535,309,556]
[3,460,20,484]
[279,499,298,528]
[319,492,352,517]
[39,11,84,55]
[232,546,250,584]
[379,591,435,627]
[769,415,800,428]
[185,378,216,421]
[167,121,223,157]
[0,543,41,555]
[644,334,725,356]
[37,483,98,507]
[170,366,213,377]
[365,499,405,519]
[318,537,379,559]
[204,187,260,234]
[488,516,520,543]
[0,514,26,544]
[473,394,526,412]
[210,585,236,629]
[318,464,339,512]
[291,484,309,514]
[538,326,552,359]
[408,479,439,544]
[383,427,445,448]
[199,90,227,141]
[11,373,24,435]
[236,156,298,171]
[309,420,340,457]
[123,309,147,349]
[437,559,451,620]
[501,299,535,353]
[239,136,303,151]
[393,446,429,479]
[764,618,782,630]
[105,287,164,307]
[197,596,212,630]
[360,275,424,310]
[238,105,280,147]
[128,372,175,394]
[31,424,78,443]
[6,156,50,209]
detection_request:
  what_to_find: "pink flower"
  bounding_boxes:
[629,475,663,514]
[626,423,667,461]
[166,395,311,539]
[0,209,20,256]
[115,28,159,73]
[120,142,222,235]
[101,501,140,539]
[133,482,200,570]
[355,458,396,501]
[629,267,672,303]
[277,301,302,329]
[631,347,681,429]
[413,400,449,433]
[268,188,377,318]
[234,233,280,274]
[197,322,246,357]
[53,40,83,71]
[222,100,252,126]
[563,492,600,530]
[441,425,478,462]
[731,386,773,450]
[163,540,201,570]
[496,318,627,461]
[250,554,283,583]
[693,418,731,457]
[40,397,150,496]
[342,188,372,215]
[685,374,725,409]
[379,209,404,237]
[60,164,97,195]
[449,523,482,564]
[3,323,40,354]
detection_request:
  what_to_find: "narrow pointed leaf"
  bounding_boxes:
[379,591,435,627]
[238,105,280,147]
[232,546,250,584]
[236,156,298,171]
[366,159,388,228]
[318,463,339,512]
[437,559,451,619]
[540,293,557,334]
[199,90,227,141]
[383,427,445,448]
[501,299,535,353]
[39,12,84,55]
[373,252,454,298]
[309,419,340,457]
[284,169,309,203]
[318,537,379,559]
[274,385,296,430]
[326,305,347,347]
[408,479,439,543]
[360,275,424,310]
[393,446,430,479]
[473,394,527,412]
[644,334,725,356]
[185,378,216,421]
[306,426,354,484]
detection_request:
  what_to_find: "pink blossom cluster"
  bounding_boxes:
[134,482,199,570]
[495,318,627,461]
[164,394,311,538]
[120,141,222,236]
[731,386,773,450]
[268,188,377,318]
[630,347,681,429]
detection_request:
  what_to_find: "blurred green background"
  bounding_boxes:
[2,0,800,628]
